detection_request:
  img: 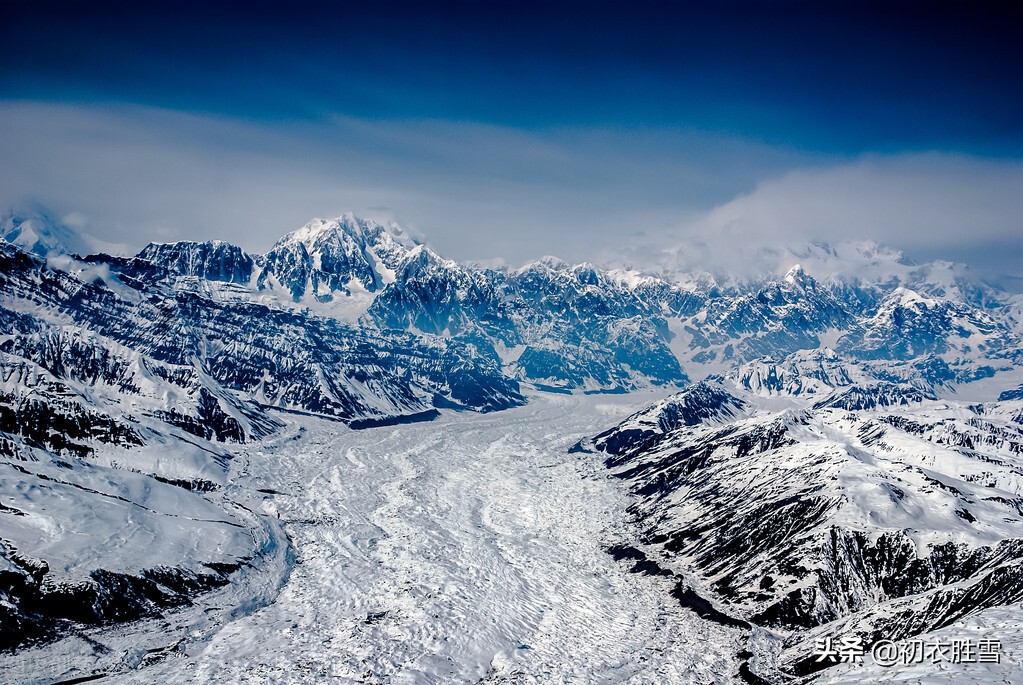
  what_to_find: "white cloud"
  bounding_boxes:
[615,155,1023,283]
[60,211,88,229]
[1,102,1019,284]
[0,101,805,263]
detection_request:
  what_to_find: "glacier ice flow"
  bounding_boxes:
[10,391,749,684]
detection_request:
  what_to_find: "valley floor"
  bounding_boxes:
[11,391,745,684]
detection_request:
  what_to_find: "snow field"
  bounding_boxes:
[106,391,745,684]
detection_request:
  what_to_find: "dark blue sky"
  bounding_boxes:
[1,1,1021,279]
[5,1,1020,152]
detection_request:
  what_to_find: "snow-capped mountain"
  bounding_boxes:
[0,226,524,653]
[733,348,865,397]
[79,213,1021,400]
[581,379,1023,680]
[123,218,693,393]
[1,207,93,258]
[257,214,417,302]
[645,238,1003,308]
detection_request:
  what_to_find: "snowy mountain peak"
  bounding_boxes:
[281,214,420,253]
[525,255,571,271]
[1,207,92,258]
[886,286,940,310]
[783,263,814,289]
[606,268,662,290]
[256,214,429,302]
[782,241,992,305]
[403,243,457,270]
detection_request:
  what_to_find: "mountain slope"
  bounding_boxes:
[1,208,93,258]
[583,381,1023,679]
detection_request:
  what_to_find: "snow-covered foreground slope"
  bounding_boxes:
[583,382,1023,682]
[4,392,757,684]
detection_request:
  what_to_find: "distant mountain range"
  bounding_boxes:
[3,204,1021,465]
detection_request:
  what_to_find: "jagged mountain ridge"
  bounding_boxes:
[114,214,1021,397]
[582,379,1023,680]
[120,216,693,392]
[3,208,1020,466]
[1,242,523,434]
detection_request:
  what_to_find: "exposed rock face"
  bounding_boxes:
[584,382,1023,679]
[257,214,418,300]
[1000,384,1023,401]
[0,241,524,438]
[733,349,861,397]
[0,537,239,651]
[61,214,1021,399]
[137,241,255,284]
